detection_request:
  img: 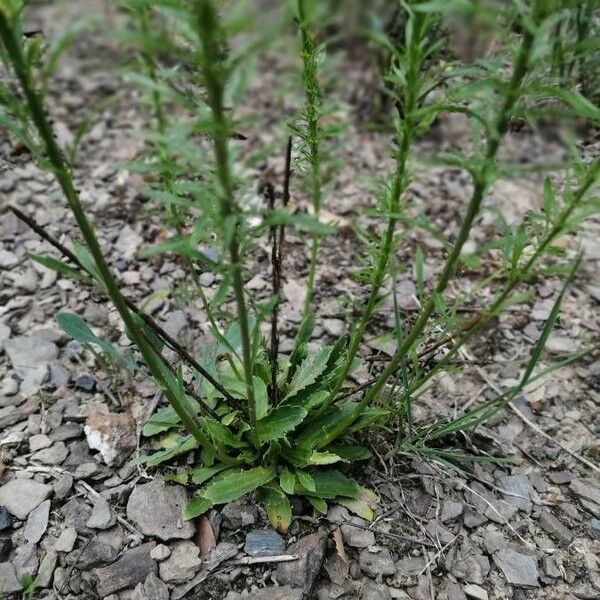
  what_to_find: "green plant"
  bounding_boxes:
[1,0,599,531]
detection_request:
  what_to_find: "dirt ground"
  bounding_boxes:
[0,2,599,599]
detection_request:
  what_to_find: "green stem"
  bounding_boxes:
[317,22,536,449]
[195,0,256,427]
[0,10,225,458]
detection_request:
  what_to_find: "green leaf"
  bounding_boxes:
[72,240,102,283]
[27,253,84,281]
[191,463,230,485]
[296,470,316,492]
[55,312,118,359]
[330,446,372,462]
[203,419,247,449]
[183,466,276,520]
[294,470,359,499]
[308,451,342,465]
[285,346,332,401]
[137,435,198,466]
[337,487,379,521]
[296,402,356,449]
[265,209,336,236]
[253,376,268,420]
[256,405,308,443]
[142,406,181,437]
[256,484,292,533]
[280,468,295,495]
[307,496,328,514]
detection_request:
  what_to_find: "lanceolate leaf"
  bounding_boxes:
[279,468,295,494]
[137,435,198,466]
[28,253,85,281]
[256,405,308,443]
[191,463,230,485]
[256,484,292,533]
[296,401,356,449]
[285,346,331,401]
[142,405,181,436]
[55,312,118,359]
[183,466,276,520]
[253,376,269,420]
[294,470,360,499]
[307,496,328,514]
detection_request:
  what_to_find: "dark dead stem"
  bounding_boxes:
[266,182,279,404]
[9,205,239,413]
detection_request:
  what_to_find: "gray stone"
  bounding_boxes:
[588,518,600,541]
[31,441,68,465]
[492,548,539,587]
[224,587,303,600]
[50,422,82,442]
[61,497,93,534]
[484,497,517,524]
[150,544,171,561]
[341,521,375,548]
[86,496,116,530]
[276,531,328,595]
[445,582,466,600]
[36,549,57,588]
[359,547,396,578]
[4,335,58,396]
[570,479,600,506]
[0,377,18,397]
[199,272,215,287]
[66,540,118,569]
[221,500,258,529]
[127,479,194,541]
[14,542,38,579]
[0,562,21,593]
[0,537,11,562]
[463,584,488,600]
[53,472,73,499]
[483,530,506,555]
[362,581,392,600]
[542,555,562,579]
[0,479,52,519]
[323,318,345,337]
[54,527,78,552]
[498,474,534,512]
[132,572,170,600]
[24,499,50,543]
[0,507,13,531]
[538,511,573,545]
[29,434,52,452]
[48,361,71,388]
[396,556,426,577]
[158,540,201,584]
[244,529,286,556]
[92,542,156,596]
[441,500,464,523]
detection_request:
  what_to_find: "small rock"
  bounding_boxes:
[67,540,118,569]
[498,474,534,513]
[54,527,78,552]
[0,562,21,594]
[84,410,137,466]
[159,540,201,584]
[150,544,171,561]
[441,500,464,523]
[542,555,562,579]
[221,500,258,529]
[73,461,100,479]
[359,547,396,578]
[92,542,156,596]
[492,548,538,587]
[588,519,600,541]
[126,479,194,541]
[0,479,52,519]
[323,318,345,337]
[14,542,38,579]
[0,377,18,397]
[244,529,286,556]
[224,587,303,600]
[276,531,328,595]
[61,497,93,534]
[36,549,57,588]
[483,530,506,555]
[0,507,13,531]
[363,581,392,600]
[132,572,170,600]
[548,471,573,485]
[396,556,426,577]
[538,511,573,545]
[570,479,600,506]
[199,272,215,287]
[29,433,52,452]
[49,361,71,388]
[24,499,50,543]
[4,335,58,396]
[31,441,68,465]
[86,496,116,530]
[463,584,488,600]
[53,472,74,499]
[0,537,12,562]
[74,374,96,393]
[341,520,375,548]
[484,498,517,524]
[50,422,83,442]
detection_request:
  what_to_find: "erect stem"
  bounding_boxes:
[0,10,224,458]
[317,20,537,449]
[297,0,322,320]
[195,0,256,427]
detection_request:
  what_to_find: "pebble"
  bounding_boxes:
[322,318,345,337]
[67,540,118,569]
[463,584,488,600]
[23,499,50,543]
[199,272,215,287]
[244,528,285,556]
[29,433,52,452]
[50,422,83,442]
[158,540,201,584]
[498,474,534,513]
[224,587,303,600]
[362,581,392,600]
[4,335,58,396]
[36,549,58,588]
[588,518,600,541]
[484,498,517,524]
[74,374,96,393]
[0,479,52,519]
[538,511,573,545]
[396,556,426,577]
[570,479,600,506]
[340,520,375,548]
[31,441,68,465]
[49,361,71,388]
[54,527,78,552]
[359,546,396,578]
[53,472,74,499]
[132,572,170,600]
[86,496,116,530]
[0,537,12,561]
[221,500,258,529]
[85,410,138,466]
[492,548,539,587]
[0,562,21,593]
[548,470,573,485]
[0,377,18,397]
[92,542,156,596]
[276,531,328,595]
[441,500,464,523]
[150,544,171,561]
[0,507,13,531]
[126,479,194,541]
